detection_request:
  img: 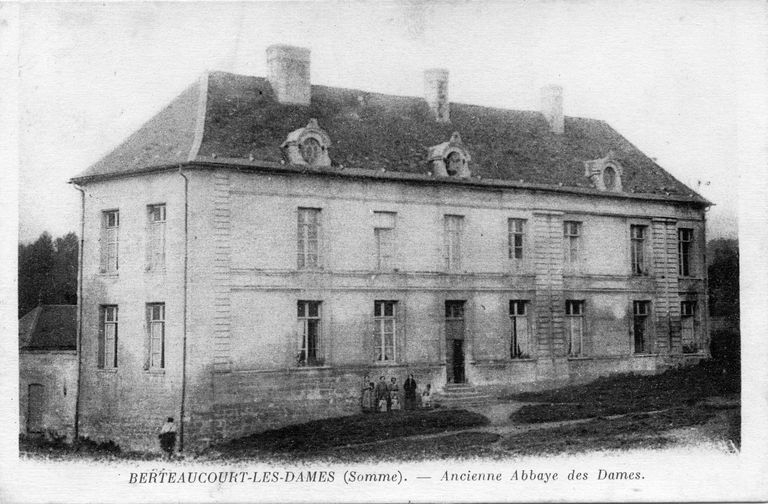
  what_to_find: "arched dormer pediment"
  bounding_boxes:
[281,118,332,167]
[428,132,472,178]
[584,151,623,192]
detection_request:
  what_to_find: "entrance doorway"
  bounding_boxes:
[445,301,466,383]
[27,383,44,434]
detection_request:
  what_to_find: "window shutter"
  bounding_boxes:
[97,308,105,368]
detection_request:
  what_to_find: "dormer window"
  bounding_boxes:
[428,132,472,178]
[584,152,623,192]
[281,118,332,167]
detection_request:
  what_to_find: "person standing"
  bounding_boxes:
[158,417,177,459]
[388,376,400,411]
[361,374,373,413]
[374,376,389,413]
[403,373,418,410]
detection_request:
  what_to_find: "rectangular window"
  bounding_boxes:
[374,301,397,361]
[101,210,119,273]
[98,305,118,369]
[509,300,531,359]
[147,303,165,369]
[633,301,651,354]
[678,228,693,277]
[508,219,526,260]
[681,301,698,353]
[297,301,322,366]
[147,204,166,271]
[566,300,585,357]
[630,225,647,275]
[297,208,321,269]
[373,211,396,270]
[444,215,464,271]
[564,221,582,266]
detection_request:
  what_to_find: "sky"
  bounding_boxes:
[14,0,767,243]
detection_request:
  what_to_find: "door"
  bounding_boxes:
[445,301,465,383]
[452,340,465,383]
[27,384,44,434]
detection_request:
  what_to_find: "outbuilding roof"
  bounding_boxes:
[71,71,708,205]
[19,305,77,351]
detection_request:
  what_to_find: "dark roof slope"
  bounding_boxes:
[19,305,77,351]
[72,71,707,204]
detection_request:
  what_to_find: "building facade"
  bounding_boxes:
[71,45,710,451]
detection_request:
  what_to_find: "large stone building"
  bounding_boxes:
[18,305,78,439]
[70,45,710,451]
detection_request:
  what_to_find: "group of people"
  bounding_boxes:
[360,373,432,413]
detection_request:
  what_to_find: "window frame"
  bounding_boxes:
[678,228,694,277]
[146,303,166,370]
[373,211,396,270]
[296,300,323,367]
[297,208,322,270]
[565,300,585,357]
[563,221,582,267]
[509,300,531,359]
[146,204,167,272]
[444,215,464,271]
[101,210,120,274]
[374,300,397,362]
[630,225,648,276]
[680,301,698,353]
[632,300,651,354]
[508,218,526,261]
[98,305,118,369]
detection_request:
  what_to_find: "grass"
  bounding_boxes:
[214,408,489,457]
[507,361,739,424]
[502,407,714,455]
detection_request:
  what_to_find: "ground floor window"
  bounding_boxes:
[98,305,118,368]
[510,300,530,359]
[297,301,322,366]
[566,300,585,357]
[633,301,651,354]
[681,301,698,353]
[374,300,397,361]
[147,303,165,369]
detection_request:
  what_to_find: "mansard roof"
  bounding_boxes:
[18,305,77,351]
[71,71,708,205]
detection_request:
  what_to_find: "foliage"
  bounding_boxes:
[707,238,739,318]
[18,232,78,317]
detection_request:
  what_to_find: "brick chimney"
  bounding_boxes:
[424,68,450,123]
[267,44,311,106]
[541,85,564,134]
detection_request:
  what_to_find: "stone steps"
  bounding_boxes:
[432,383,495,407]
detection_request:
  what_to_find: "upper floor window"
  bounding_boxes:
[98,305,118,369]
[508,218,526,260]
[100,210,119,274]
[444,215,464,271]
[297,301,322,366]
[563,221,582,266]
[373,211,396,270]
[678,228,693,277]
[630,225,647,275]
[509,300,531,359]
[297,208,321,269]
[565,300,585,357]
[146,303,166,370]
[374,301,397,362]
[147,204,166,271]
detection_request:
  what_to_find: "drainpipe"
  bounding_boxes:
[72,184,85,442]
[178,166,190,452]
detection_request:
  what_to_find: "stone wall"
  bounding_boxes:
[19,351,78,440]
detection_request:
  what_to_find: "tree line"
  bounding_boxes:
[18,232,79,318]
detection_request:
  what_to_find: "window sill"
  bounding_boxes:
[97,272,119,278]
[567,356,593,360]
[290,365,332,371]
